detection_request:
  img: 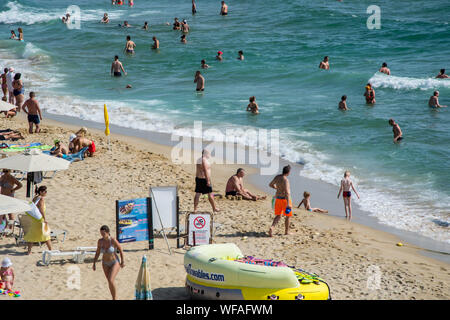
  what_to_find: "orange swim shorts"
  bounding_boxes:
[274,198,293,217]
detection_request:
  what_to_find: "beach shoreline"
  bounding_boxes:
[0,112,449,300]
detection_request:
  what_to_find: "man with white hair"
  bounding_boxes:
[6,67,15,105]
[194,149,220,213]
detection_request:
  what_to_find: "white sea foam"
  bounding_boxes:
[0,1,124,25]
[369,72,450,91]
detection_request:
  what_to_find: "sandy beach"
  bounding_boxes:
[0,113,448,300]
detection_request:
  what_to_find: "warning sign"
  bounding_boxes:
[188,213,212,246]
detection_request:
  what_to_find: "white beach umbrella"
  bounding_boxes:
[0,194,31,215]
[0,100,16,112]
[0,149,70,172]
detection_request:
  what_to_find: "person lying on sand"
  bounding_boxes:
[297,191,328,213]
[225,168,266,201]
[0,130,23,141]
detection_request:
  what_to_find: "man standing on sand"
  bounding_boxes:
[269,165,293,237]
[194,149,220,213]
[6,67,15,105]
[388,119,403,143]
[319,56,329,70]
[111,56,127,77]
[152,36,159,49]
[379,62,391,75]
[220,1,228,15]
[22,92,42,134]
[429,91,447,109]
[194,71,205,91]
[225,168,267,201]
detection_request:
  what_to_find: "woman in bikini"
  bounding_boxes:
[12,73,24,111]
[337,171,360,220]
[93,225,124,300]
[0,169,23,227]
[1,68,8,99]
[364,83,376,104]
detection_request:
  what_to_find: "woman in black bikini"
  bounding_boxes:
[12,73,24,111]
[93,225,124,300]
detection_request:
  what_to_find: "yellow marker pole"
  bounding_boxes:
[104,104,111,151]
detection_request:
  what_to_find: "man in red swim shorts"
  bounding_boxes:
[268,165,293,237]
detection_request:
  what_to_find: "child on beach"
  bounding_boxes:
[297,191,328,213]
[337,171,360,220]
[0,258,15,291]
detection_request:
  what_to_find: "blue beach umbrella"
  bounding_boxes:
[135,255,153,300]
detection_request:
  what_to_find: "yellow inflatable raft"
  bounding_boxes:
[184,243,330,300]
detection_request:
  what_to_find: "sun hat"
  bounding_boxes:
[69,133,77,142]
[1,257,12,268]
[54,139,60,145]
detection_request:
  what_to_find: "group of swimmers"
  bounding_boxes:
[324,57,448,143]
[9,29,23,41]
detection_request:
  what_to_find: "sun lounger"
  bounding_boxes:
[42,247,100,265]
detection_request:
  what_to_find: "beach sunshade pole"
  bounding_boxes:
[150,188,172,255]
[135,255,153,300]
[104,104,111,151]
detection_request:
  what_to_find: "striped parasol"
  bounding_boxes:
[135,255,153,300]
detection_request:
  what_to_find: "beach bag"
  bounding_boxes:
[26,198,43,221]
[42,222,51,237]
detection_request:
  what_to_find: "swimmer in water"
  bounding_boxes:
[17,28,23,41]
[246,96,259,114]
[152,36,159,49]
[128,0,134,6]
[194,71,205,91]
[111,56,127,77]
[192,0,197,15]
[339,95,349,110]
[101,13,109,24]
[237,50,244,60]
[142,22,149,30]
[173,18,181,30]
[124,35,136,54]
[428,91,447,108]
[388,118,403,143]
[220,1,228,15]
[121,21,131,28]
[201,60,209,69]
[180,34,187,44]
[319,56,329,70]
[436,69,449,79]
[10,30,16,39]
[379,62,391,75]
[216,51,223,61]
[181,20,190,33]
[364,83,376,104]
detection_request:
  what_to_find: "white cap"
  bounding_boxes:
[69,133,77,142]
[183,19,187,23]
[1,257,12,268]
[9,67,14,72]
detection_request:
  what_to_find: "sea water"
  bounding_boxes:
[0,0,449,244]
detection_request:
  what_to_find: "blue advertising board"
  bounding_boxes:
[116,197,153,248]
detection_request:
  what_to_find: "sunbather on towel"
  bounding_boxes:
[0,131,23,141]
[50,139,69,158]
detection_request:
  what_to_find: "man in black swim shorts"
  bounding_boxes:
[194,149,219,213]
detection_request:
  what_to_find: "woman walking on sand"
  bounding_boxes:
[93,225,124,300]
[24,186,52,254]
[337,171,360,220]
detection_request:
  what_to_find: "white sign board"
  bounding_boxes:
[150,186,177,231]
[188,213,211,246]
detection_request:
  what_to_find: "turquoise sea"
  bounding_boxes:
[0,0,449,244]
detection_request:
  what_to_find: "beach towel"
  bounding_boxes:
[43,147,88,163]
[1,143,52,153]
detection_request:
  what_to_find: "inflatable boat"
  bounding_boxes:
[184,243,330,300]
